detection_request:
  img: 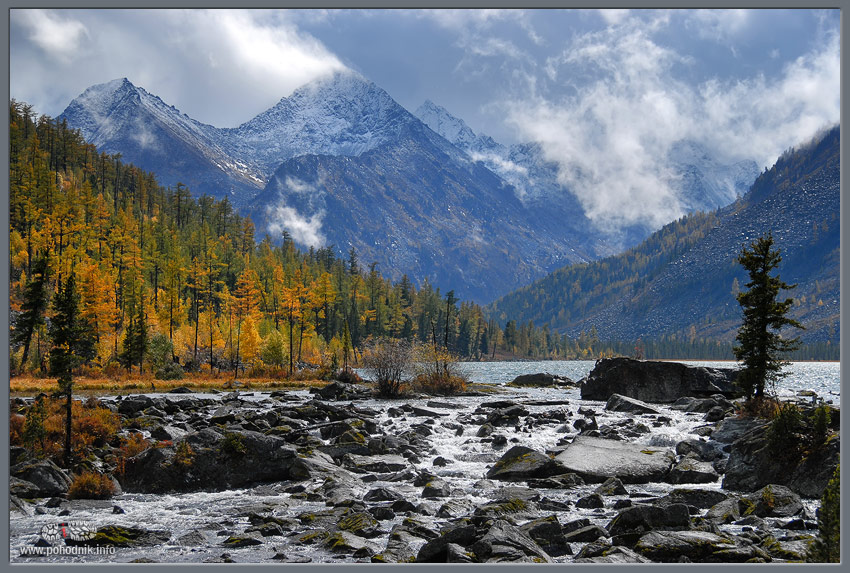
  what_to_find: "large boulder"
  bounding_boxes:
[416,523,479,562]
[485,446,566,481]
[606,503,691,546]
[605,394,661,415]
[580,358,738,402]
[666,456,721,485]
[116,395,155,416]
[721,423,840,497]
[470,520,552,563]
[633,530,755,563]
[374,519,438,563]
[118,428,346,493]
[555,436,675,484]
[573,545,652,563]
[519,515,572,557]
[741,484,804,518]
[507,373,574,388]
[10,459,72,498]
[655,488,729,510]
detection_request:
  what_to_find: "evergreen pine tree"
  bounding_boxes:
[807,463,840,562]
[49,272,91,466]
[118,314,137,371]
[118,300,148,374]
[22,396,48,456]
[11,255,50,370]
[733,233,803,399]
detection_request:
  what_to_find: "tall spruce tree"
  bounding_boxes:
[49,272,93,466]
[733,233,803,399]
[807,463,840,562]
[119,300,149,374]
[12,255,50,370]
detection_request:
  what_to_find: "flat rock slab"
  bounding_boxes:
[345,454,409,473]
[555,436,674,484]
[605,394,661,415]
[634,530,736,562]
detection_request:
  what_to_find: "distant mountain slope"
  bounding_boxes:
[487,126,840,343]
[250,120,583,302]
[58,78,264,199]
[414,99,760,236]
[59,72,763,304]
[60,73,604,302]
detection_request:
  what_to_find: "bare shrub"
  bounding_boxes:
[411,343,468,396]
[361,337,413,397]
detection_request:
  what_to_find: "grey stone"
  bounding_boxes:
[605,394,661,415]
[667,456,721,484]
[555,436,675,484]
[486,445,566,481]
[10,459,72,497]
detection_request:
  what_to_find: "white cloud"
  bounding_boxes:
[266,204,326,248]
[265,176,327,248]
[10,9,348,127]
[418,8,541,65]
[12,9,88,62]
[598,9,630,26]
[687,9,751,42]
[470,152,528,176]
[505,22,839,233]
[284,176,316,194]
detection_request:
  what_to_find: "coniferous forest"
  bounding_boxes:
[7,101,836,380]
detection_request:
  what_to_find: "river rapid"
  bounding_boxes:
[9,360,839,563]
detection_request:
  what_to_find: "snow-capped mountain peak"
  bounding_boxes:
[232,70,417,171]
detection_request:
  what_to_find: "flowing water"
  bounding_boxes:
[9,360,839,563]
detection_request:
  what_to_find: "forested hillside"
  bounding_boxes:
[9,102,837,367]
[487,126,840,354]
[8,101,515,376]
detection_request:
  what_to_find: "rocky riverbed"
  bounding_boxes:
[8,361,840,564]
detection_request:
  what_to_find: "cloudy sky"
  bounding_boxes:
[9,8,840,231]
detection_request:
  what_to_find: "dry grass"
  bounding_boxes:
[68,471,116,499]
[10,374,331,397]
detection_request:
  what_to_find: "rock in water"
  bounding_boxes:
[507,373,574,388]
[605,394,662,415]
[580,357,738,402]
[485,446,566,481]
[555,436,675,484]
[10,460,72,497]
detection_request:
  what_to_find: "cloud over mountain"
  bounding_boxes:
[502,18,839,232]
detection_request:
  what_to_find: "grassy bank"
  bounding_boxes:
[9,374,330,397]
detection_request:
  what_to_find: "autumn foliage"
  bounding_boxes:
[9,101,509,382]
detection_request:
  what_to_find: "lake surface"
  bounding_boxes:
[454,360,841,406]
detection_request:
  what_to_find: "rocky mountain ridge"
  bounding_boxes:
[487,126,840,343]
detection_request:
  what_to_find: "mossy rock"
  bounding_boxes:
[337,511,379,536]
[69,525,170,547]
[222,535,263,548]
[337,430,367,445]
[298,530,329,545]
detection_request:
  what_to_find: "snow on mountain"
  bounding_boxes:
[57,73,763,302]
[415,99,761,218]
[668,140,761,212]
[230,72,417,173]
[59,78,265,196]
